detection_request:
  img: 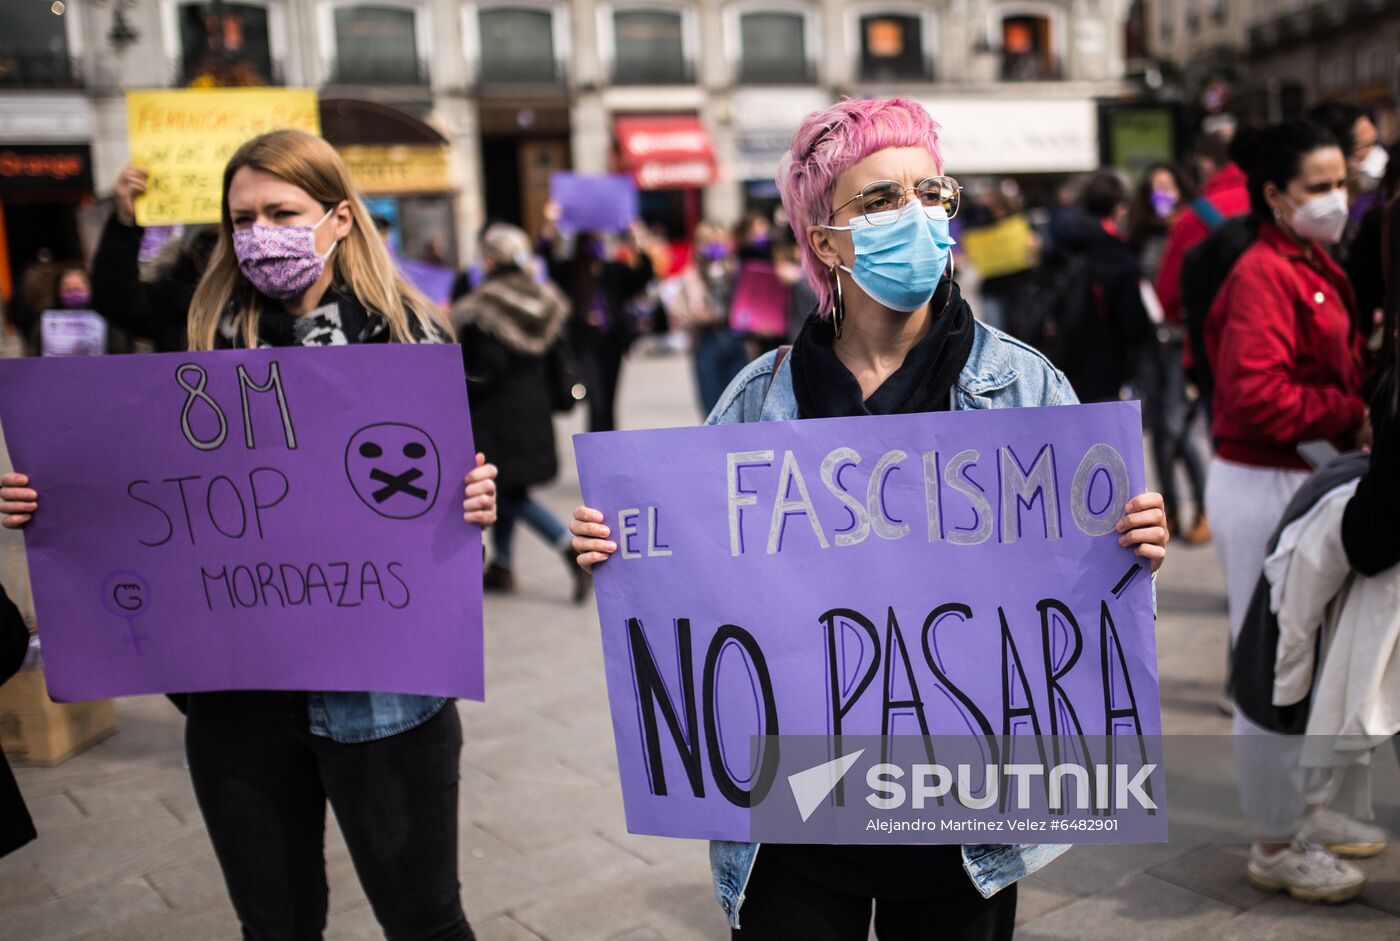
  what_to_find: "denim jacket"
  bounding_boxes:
[704,321,1077,928]
[308,692,446,744]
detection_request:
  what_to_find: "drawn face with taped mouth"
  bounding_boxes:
[345,422,442,520]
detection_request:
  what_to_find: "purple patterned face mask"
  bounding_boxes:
[233,208,338,300]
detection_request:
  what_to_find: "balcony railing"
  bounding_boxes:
[857,57,934,84]
[1280,8,1313,39]
[330,58,431,87]
[0,52,82,89]
[1000,53,1063,82]
[1248,21,1280,52]
[477,59,567,87]
[179,57,282,88]
[737,58,817,86]
[1249,0,1377,54]
[610,60,696,86]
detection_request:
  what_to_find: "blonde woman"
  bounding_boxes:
[2,130,495,940]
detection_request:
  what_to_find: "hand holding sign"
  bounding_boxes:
[113,165,148,228]
[0,473,36,530]
[573,403,1168,843]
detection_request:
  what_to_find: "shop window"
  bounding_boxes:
[739,12,811,85]
[478,7,558,84]
[858,14,927,83]
[180,3,275,87]
[1001,15,1057,81]
[333,5,425,85]
[0,2,77,88]
[612,9,691,85]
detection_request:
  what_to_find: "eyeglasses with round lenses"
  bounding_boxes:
[830,176,963,226]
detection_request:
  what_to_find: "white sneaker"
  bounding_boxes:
[1247,840,1365,903]
[1300,807,1389,858]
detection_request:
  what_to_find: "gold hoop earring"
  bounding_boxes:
[830,266,845,338]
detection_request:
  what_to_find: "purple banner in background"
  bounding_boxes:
[574,402,1161,842]
[0,345,483,702]
[395,254,457,306]
[550,172,638,233]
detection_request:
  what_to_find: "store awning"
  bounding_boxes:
[614,115,716,190]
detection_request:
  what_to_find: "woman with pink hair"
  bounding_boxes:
[569,98,1170,939]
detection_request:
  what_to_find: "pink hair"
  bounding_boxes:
[777,97,943,319]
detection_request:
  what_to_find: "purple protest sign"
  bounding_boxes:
[550,172,638,233]
[0,345,483,702]
[574,402,1162,843]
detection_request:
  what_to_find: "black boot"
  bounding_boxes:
[483,561,515,593]
[563,549,591,604]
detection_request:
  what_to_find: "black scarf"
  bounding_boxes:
[790,278,975,418]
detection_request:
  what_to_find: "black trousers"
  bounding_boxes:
[733,850,1017,941]
[185,692,474,941]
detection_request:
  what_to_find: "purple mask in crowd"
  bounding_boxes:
[233,208,338,300]
[701,243,728,262]
[59,287,91,308]
[1150,190,1178,219]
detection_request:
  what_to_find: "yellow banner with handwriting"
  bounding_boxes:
[127,88,321,226]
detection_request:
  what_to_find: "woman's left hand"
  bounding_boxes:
[1116,491,1168,573]
[463,453,498,528]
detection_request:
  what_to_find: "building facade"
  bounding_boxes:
[0,0,1136,292]
[1146,0,1400,125]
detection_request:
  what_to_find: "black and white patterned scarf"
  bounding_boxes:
[215,287,446,349]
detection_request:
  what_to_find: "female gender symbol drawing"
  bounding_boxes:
[101,572,151,654]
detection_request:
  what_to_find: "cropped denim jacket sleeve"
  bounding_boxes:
[704,321,1080,929]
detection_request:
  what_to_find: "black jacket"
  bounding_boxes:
[1047,213,1153,403]
[89,216,213,353]
[1343,387,1398,576]
[0,584,36,857]
[453,269,572,491]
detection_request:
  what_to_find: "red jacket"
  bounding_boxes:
[1206,222,1366,470]
[1154,163,1251,326]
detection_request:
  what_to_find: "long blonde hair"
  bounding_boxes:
[187,129,442,350]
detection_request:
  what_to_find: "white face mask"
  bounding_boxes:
[1359,145,1389,191]
[1284,189,1349,245]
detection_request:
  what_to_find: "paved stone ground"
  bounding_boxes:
[2,351,1400,940]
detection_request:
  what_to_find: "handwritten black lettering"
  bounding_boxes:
[127,480,173,547]
[385,562,410,609]
[329,561,358,608]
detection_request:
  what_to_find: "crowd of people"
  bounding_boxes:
[0,88,1395,938]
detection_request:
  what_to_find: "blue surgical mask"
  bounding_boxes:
[825,203,955,311]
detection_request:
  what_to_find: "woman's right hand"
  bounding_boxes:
[114,166,149,227]
[570,505,617,574]
[1,474,37,529]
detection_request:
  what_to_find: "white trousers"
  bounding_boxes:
[1205,458,1337,841]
